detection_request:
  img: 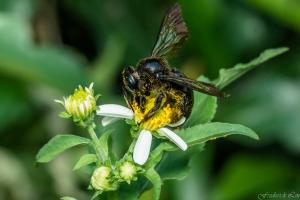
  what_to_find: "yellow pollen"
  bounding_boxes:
[73,90,90,102]
[131,96,182,131]
[61,84,96,120]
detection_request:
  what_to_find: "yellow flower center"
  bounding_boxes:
[62,84,97,120]
[72,90,91,102]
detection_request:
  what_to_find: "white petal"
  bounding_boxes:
[96,104,134,119]
[133,130,152,165]
[88,82,94,90]
[157,127,187,151]
[79,104,85,115]
[101,117,120,126]
[168,117,186,127]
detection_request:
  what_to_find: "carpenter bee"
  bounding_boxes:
[122,4,225,131]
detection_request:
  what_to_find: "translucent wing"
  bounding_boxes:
[151,4,188,57]
[159,74,226,97]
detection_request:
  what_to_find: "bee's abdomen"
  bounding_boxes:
[182,88,193,119]
[166,69,193,119]
[166,87,192,121]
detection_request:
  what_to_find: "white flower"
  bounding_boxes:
[96,104,188,165]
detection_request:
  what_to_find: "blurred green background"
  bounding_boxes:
[0,0,299,199]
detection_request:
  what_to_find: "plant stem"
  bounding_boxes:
[87,125,106,163]
[107,191,118,200]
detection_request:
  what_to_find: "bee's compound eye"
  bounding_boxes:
[127,74,138,90]
[123,66,140,91]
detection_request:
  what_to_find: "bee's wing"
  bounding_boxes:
[151,4,188,58]
[159,74,226,97]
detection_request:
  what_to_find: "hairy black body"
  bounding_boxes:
[122,4,224,131]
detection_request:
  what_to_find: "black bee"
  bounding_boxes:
[122,4,224,131]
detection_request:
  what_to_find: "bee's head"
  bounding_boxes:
[122,66,141,92]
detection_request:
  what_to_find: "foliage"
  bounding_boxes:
[0,0,298,200]
[36,135,91,163]
[35,47,286,199]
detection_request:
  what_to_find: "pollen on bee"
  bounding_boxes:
[131,98,182,131]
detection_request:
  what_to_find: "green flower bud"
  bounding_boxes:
[91,166,113,191]
[55,83,97,121]
[119,161,137,183]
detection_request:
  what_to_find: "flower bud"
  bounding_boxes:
[91,166,113,191]
[56,83,97,121]
[118,161,137,183]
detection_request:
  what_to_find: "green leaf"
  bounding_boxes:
[146,144,204,176]
[59,112,72,119]
[36,135,91,163]
[185,76,217,127]
[91,191,103,200]
[157,151,191,181]
[98,130,112,162]
[146,145,167,169]
[178,122,259,149]
[117,182,140,200]
[155,146,205,182]
[73,154,97,171]
[60,197,77,200]
[144,168,162,200]
[215,47,289,89]
[147,123,258,166]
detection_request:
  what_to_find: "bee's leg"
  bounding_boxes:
[122,86,133,108]
[139,95,146,112]
[143,92,165,121]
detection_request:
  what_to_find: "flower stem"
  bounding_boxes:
[87,125,106,163]
[107,191,118,200]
